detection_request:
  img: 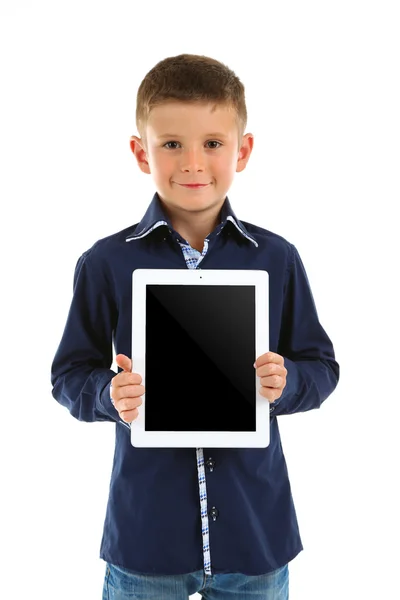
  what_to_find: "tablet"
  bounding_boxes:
[130,269,269,448]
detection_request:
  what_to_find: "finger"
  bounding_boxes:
[259,386,282,403]
[260,375,283,389]
[116,396,143,414]
[112,371,142,388]
[116,354,132,372]
[113,384,145,402]
[254,352,284,369]
[127,372,142,385]
[256,363,287,378]
[120,407,140,423]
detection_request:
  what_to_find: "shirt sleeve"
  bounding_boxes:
[272,243,340,415]
[50,247,123,424]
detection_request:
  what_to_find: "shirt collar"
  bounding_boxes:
[125,192,258,247]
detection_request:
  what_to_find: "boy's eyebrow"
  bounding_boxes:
[157,132,229,139]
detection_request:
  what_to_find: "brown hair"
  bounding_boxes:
[136,54,247,149]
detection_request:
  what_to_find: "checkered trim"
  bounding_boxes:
[178,238,212,574]
[123,224,214,574]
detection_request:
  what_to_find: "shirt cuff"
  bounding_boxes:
[270,357,299,413]
[106,381,131,429]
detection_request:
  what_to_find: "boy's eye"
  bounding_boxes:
[164,141,180,150]
[163,141,222,150]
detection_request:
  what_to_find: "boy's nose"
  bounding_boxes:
[180,149,205,171]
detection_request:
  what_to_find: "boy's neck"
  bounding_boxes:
[171,215,219,253]
[162,201,224,253]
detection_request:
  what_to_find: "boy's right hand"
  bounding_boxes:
[110,354,145,423]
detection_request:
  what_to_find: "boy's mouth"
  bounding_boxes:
[177,183,210,188]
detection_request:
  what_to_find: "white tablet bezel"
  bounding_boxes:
[130,269,269,448]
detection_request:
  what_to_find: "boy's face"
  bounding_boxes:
[130,101,253,219]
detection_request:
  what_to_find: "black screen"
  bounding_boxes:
[145,285,256,431]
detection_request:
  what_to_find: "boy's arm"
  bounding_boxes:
[51,248,121,423]
[272,243,340,416]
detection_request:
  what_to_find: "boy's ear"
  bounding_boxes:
[130,135,151,174]
[236,133,254,173]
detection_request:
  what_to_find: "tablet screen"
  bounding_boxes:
[145,284,256,432]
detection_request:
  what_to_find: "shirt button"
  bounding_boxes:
[209,506,219,521]
[206,458,215,472]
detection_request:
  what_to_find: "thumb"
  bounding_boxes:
[115,353,132,373]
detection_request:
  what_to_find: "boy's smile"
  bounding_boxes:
[130,101,253,242]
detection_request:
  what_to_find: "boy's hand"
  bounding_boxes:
[254,352,287,403]
[110,354,145,423]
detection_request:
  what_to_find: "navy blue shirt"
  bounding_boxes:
[51,192,339,576]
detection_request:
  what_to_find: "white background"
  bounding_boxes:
[0,1,399,599]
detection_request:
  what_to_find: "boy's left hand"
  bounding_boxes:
[254,352,287,403]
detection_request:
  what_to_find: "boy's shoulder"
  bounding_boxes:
[80,222,142,258]
[239,218,293,252]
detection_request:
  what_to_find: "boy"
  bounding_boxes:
[51,54,339,600]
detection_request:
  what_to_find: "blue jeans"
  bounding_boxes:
[102,562,289,599]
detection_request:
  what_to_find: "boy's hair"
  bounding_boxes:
[136,54,247,149]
